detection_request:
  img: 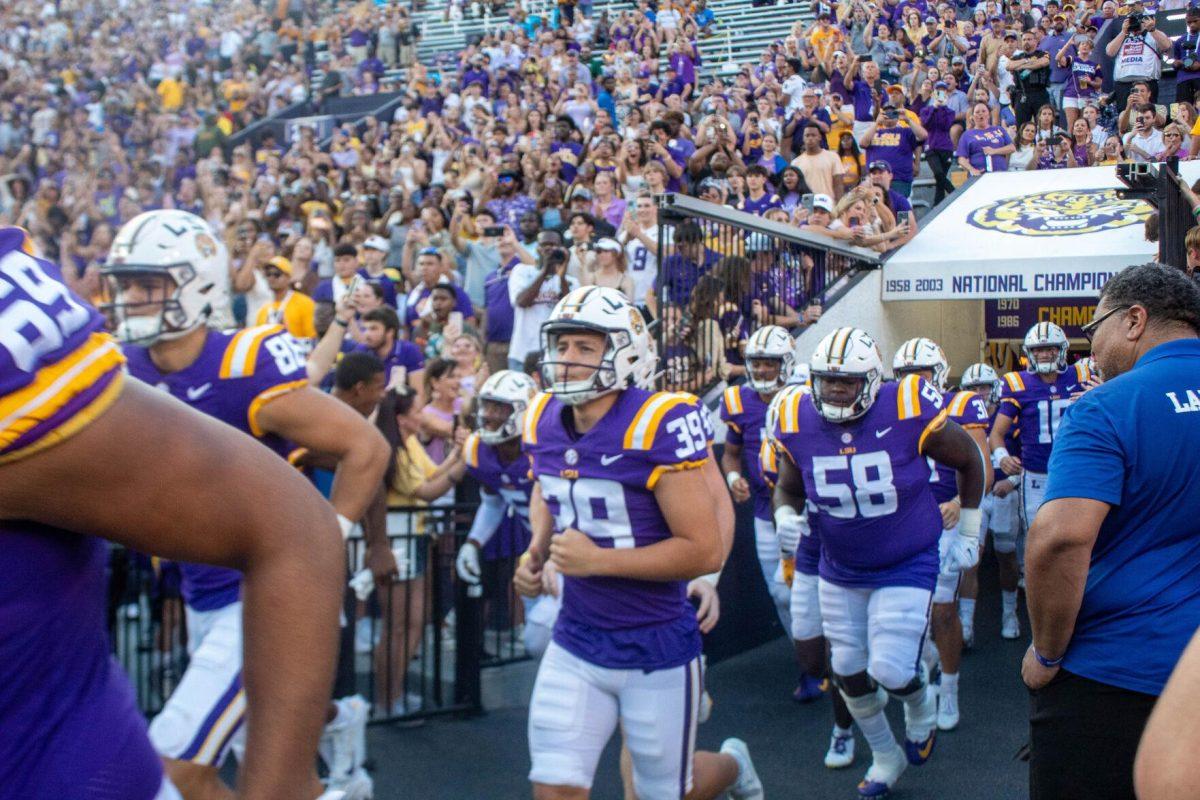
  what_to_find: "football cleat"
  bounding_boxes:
[793,673,828,704]
[902,677,938,765]
[320,696,369,784]
[826,727,856,769]
[857,744,907,798]
[721,738,765,800]
[1002,610,1021,640]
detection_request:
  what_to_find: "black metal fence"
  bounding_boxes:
[107,501,532,726]
[655,194,881,396]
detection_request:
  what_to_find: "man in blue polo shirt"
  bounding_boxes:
[1023,263,1200,800]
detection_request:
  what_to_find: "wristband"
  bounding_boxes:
[1033,647,1065,668]
[958,507,982,545]
[334,317,350,327]
[1007,474,1021,488]
[698,570,721,587]
[337,514,356,540]
[991,446,1009,468]
[725,470,743,489]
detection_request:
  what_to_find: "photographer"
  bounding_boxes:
[859,102,927,198]
[506,232,578,370]
[1122,103,1165,163]
[1008,30,1052,129]
[688,114,745,177]
[1173,7,1200,107]
[1105,2,1171,111]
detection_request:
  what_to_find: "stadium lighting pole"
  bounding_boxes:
[1115,159,1188,269]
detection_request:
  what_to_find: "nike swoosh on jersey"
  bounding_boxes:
[186,383,213,401]
[875,427,892,438]
[600,453,625,465]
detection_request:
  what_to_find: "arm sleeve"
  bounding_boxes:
[1043,394,1124,506]
[466,490,509,546]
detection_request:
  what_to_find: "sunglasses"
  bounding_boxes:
[263,269,285,278]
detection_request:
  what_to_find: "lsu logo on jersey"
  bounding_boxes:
[967,189,1151,237]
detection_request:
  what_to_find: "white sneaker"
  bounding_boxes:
[825,727,856,769]
[857,744,907,798]
[720,738,764,800]
[961,620,975,650]
[1001,611,1021,640]
[937,686,960,731]
[320,696,368,782]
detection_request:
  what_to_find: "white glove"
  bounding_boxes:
[455,540,482,584]
[940,508,982,574]
[774,505,808,556]
[348,568,375,601]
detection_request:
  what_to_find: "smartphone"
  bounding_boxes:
[801,193,815,212]
[482,225,505,237]
[412,220,425,232]
[347,273,364,297]
[449,311,464,329]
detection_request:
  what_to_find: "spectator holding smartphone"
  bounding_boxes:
[507,235,578,370]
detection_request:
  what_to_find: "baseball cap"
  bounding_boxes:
[595,237,623,252]
[935,80,949,89]
[698,177,723,194]
[952,55,966,64]
[362,235,390,252]
[264,256,293,275]
[812,193,835,212]
[571,187,594,200]
[869,160,894,172]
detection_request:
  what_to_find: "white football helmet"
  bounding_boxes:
[102,210,231,344]
[744,325,795,395]
[540,286,657,405]
[809,327,885,423]
[1023,322,1069,374]
[789,360,812,387]
[475,370,538,444]
[892,337,949,390]
[960,362,1002,405]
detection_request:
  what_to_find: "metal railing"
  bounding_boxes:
[655,193,881,396]
[108,500,532,726]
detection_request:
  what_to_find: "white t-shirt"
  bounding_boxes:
[1123,128,1165,163]
[782,74,808,114]
[507,264,578,362]
[621,225,671,306]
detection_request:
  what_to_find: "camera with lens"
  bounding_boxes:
[544,247,569,267]
[1127,11,1145,32]
[1181,40,1198,70]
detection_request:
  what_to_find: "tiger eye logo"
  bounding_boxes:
[966,189,1152,237]
[195,233,218,258]
[629,308,645,336]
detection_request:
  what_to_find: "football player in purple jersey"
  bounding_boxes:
[892,338,991,732]
[512,286,764,800]
[102,210,391,800]
[0,225,345,800]
[719,326,811,689]
[957,363,1024,646]
[774,327,987,799]
[989,322,1093,579]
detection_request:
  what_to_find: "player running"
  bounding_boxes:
[454,369,563,655]
[0,226,345,799]
[102,210,391,799]
[957,363,1022,645]
[774,327,987,799]
[989,322,1092,601]
[513,286,763,800]
[761,382,859,770]
[892,339,990,732]
[720,325,824,700]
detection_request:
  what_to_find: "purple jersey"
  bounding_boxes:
[463,431,535,526]
[738,192,782,216]
[929,389,990,504]
[523,387,712,670]
[0,228,161,799]
[774,376,947,590]
[997,361,1092,474]
[124,325,309,611]
[720,384,775,520]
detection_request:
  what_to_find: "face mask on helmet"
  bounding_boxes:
[101,266,201,345]
[476,397,524,444]
[747,356,787,394]
[811,371,878,422]
[1025,345,1066,374]
[540,324,629,406]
